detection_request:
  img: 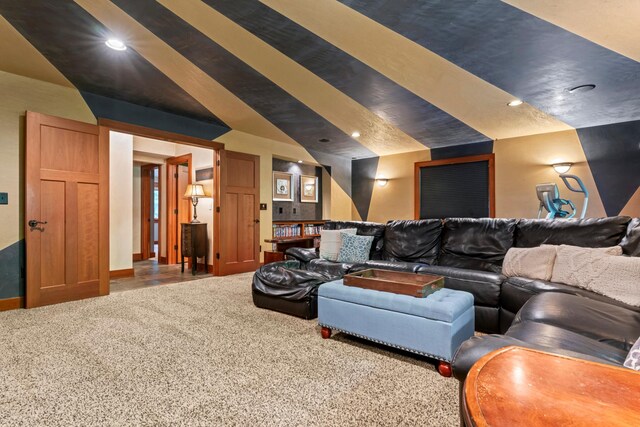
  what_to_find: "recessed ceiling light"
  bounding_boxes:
[507,100,523,107]
[105,38,127,51]
[318,138,331,143]
[297,160,303,163]
[351,131,361,138]
[568,84,596,94]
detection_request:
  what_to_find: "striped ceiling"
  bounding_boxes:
[1,0,639,158]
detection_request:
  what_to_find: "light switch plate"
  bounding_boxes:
[0,192,7,205]
[260,203,267,210]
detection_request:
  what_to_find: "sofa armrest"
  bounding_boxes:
[348,260,428,274]
[285,247,319,264]
[451,335,619,382]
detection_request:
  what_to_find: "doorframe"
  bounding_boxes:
[140,164,160,261]
[166,154,192,265]
[97,119,224,274]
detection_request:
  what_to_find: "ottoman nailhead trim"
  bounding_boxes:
[318,323,447,362]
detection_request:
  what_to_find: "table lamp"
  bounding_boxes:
[183,184,207,223]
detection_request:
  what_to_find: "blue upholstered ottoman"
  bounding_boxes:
[318,280,474,362]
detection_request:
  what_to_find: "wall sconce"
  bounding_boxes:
[375,178,389,187]
[552,163,573,174]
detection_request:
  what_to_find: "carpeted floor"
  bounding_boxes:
[0,273,459,426]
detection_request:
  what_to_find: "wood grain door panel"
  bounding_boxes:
[217,150,260,275]
[26,112,108,308]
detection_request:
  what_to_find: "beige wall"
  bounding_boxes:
[109,132,134,271]
[0,71,95,252]
[365,129,608,223]
[132,164,142,255]
[365,149,431,223]
[493,130,605,218]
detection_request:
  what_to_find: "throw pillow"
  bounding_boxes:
[319,229,356,261]
[502,245,558,281]
[624,336,640,371]
[337,233,374,263]
[551,245,640,307]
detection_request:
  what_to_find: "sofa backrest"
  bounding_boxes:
[438,218,518,273]
[382,219,443,265]
[323,220,386,259]
[620,218,640,256]
[515,216,631,248]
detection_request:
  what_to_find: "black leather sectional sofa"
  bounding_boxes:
[252,216,640,380]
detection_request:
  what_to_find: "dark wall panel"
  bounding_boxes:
[419,161,490,219]
[577,119,640,215]
[81,92,229,140]
[430,140,494,161]
[0,240,25,300]
[351,157,380,221]
[272,159,323,221]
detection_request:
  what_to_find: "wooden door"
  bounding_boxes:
[216,150,260,275]
[176,164,191,260]
[165,154,192,264]
[25,111,109,308]
[140,164,154,260]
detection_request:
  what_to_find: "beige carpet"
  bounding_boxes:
[0,274,459,426]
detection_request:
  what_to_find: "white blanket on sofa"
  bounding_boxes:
[551,245,640,307]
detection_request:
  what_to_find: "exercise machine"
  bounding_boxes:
[536,174,589,219]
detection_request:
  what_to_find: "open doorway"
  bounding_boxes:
[105,121,220,292]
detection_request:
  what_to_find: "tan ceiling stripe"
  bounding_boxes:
[503,0,640,63]
[0,15,72,87]
[262,0,572,140]
[74,0,295,144]
[159,0,425,156]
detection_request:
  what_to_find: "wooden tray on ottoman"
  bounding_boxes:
[343,269,444,298]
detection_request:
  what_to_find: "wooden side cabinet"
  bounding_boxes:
[181,223,208,275]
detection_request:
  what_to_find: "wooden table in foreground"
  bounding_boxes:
[463,346,640,427]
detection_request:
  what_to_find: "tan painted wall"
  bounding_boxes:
[365,149,431,223]
[493,130,605,218]
[365,129,608,223]
[620,186,640,218]
[0,71,95,251]
[109,131,134,271]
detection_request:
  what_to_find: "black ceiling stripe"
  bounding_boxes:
[352,157,380,220]
[111,0,374,160]
[0,0,227,128]
[341,0,640,129]
[204,0,490,148]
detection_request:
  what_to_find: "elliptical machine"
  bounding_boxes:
[536,174,589,219]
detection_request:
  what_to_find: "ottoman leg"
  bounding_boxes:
[321,327,332,339]
[437,361,453,377]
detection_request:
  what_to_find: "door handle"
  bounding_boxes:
[28,219,47,232]
[254,219,260,224]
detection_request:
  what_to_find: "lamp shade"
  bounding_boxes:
[184,184,206,198]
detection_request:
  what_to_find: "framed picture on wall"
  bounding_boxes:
[273,172,293,201]
[195,166,214,182]
[300,175,318,203]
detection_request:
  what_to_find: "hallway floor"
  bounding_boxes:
[110,260,213,293]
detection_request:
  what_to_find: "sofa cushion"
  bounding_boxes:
[319,228,356,261]
[324,221,385,259]
[505,321,629,365]
[337,233,374,263]
[502,245,558,281]
[514,292,640,351]
[515,216,630,248]
[382,219,442,264]
[551,245,640,307]
[348,260,427,274]
[252,263,329,301]
[416,265,504,307]
[620,218,640,257]
[438,218,517,272]
[307,258,355,280]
